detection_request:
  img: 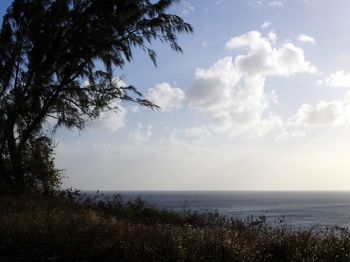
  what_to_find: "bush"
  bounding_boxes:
[2,191,350,261]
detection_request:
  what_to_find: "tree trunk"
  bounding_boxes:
[7,129,25,193]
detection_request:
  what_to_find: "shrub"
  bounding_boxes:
[2,191,350,261]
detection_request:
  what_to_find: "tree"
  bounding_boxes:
[0,0,192,193]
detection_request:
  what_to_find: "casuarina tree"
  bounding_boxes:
[0,0,192,193]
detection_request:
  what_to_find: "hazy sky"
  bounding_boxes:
[3,0,350,190]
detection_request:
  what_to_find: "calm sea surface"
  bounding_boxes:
[96,191,350,229]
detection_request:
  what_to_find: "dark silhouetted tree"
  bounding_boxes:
[0,0,192,193]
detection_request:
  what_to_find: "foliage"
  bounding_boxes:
[0,0,192,193]
[0,133,62,194]
[2,192,350,261]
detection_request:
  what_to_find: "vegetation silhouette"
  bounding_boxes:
[0,0,192,193]
[2,191,350,261]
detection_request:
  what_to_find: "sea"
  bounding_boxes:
[96,191,350,229]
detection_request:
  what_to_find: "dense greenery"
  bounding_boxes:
[0,0,192,193]
[2,191,350,261]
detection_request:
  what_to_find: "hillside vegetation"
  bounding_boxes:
[1,191,350,261]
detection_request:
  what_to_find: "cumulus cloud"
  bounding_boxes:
[88,104,127,132]
[129,123,152,144]
[267,31,277,44]
[147,82,186,111]
[291,91,350,126]
[322,71,350,88]
[188,31,315,135]
[226,31,316,76]
[297,34,315,44]
[293,102,344,126]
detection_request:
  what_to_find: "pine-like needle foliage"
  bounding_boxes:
[0,0,192,193]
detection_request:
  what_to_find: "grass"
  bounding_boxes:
[2,190,350,261]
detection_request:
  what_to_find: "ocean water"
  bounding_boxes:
[99,191,350,229]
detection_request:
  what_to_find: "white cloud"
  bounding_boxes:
[188,30,315,136]
[185,126,212,141]
[322,71,350,88]
[181,0,194,15]
[297,34,315,44]
[275,130,306,141]
[226,31,316,76]
[129,123,152,144]
[292,101,345,126]
[225,31,270,50]
[269,89,280,105]
[249,0,284,7]
[147,82,186,111]
[160,126,213,149]
[250,0,318,8]
[88,104,127,132]
[267,31,277,44]
[261,21,272,29]
[291,91,350,126]
[268,1,284,7]
[84,78,130,132]
[129,105,140,113]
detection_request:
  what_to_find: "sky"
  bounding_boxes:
[3,0,350,190]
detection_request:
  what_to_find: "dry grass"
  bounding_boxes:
[1,192,350,261]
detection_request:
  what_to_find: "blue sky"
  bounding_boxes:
[3,0,350,190]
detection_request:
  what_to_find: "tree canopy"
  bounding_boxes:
[0,0,192,193]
